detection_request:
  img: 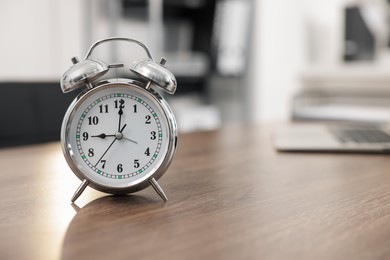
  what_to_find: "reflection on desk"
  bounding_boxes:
[2,125,390,260]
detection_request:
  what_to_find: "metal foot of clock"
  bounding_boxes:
[149,178,168,201]
[71,179,90,203]
[71,178,168,203]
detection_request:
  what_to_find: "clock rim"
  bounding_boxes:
[61,79,178,195]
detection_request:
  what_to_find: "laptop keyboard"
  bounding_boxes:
[332,128,390,143]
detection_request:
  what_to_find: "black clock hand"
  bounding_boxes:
[93,131,137,143]
[94,138,116,167]
[120,124,127,133]
[118,99,124,132]
[91,133,115,139]
[118,107,123,131]
[94,124,127,167]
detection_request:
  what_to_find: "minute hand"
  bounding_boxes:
[118,107,123,131]
[118,99,124,132]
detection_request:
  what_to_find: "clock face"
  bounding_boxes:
[63,82,176,191]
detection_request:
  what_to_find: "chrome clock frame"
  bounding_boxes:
[61,79,178,201]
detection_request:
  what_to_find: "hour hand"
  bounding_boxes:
[91,133,115,139]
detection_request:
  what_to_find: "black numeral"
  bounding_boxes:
[101,160,106,169]
[117,164,123,173]
[88,148,94,157]
[88,116,99,125]
[150,131,156,140]
[134,159,140,168]
[99,104,108,113]
[144,147,150,156]
[82,132,89,141]
[133,104,137,113]
[114,99,125,109]
[145,115,151,124]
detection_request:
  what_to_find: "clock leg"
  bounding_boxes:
[149,178,168,202]
[71,179,90,203]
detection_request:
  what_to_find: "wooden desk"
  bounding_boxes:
[2,125,390,260]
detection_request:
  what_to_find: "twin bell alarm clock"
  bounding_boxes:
[60,37,178,203]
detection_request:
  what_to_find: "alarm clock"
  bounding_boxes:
[60,37,178,203]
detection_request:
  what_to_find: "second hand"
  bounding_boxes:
[94,124,127,167]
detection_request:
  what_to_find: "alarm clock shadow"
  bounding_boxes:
[61,194,166,260]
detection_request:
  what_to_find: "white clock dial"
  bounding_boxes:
[64,83,173,189]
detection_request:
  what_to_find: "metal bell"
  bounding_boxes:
[60,57,109,93]
[131,58,177,94]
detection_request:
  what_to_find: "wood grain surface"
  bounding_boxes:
[2,124,390,260]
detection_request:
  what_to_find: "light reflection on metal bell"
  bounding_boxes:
[60,57,109,93]
[131,57,177,94]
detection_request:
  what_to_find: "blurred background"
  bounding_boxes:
[1,0,390,146]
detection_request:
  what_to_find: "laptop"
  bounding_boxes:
[273,124,390,153]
